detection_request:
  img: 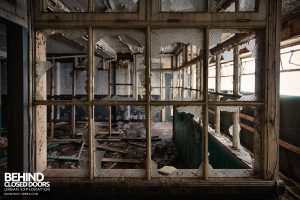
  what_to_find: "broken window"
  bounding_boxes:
[208,105,259,175]
[34,27,266,178]
[211,0,258,12]
[94,105,146,176]
[151,106,203,177]
[94,29,145,101]
[43,0,88,12]
[47,105,88,171]
[35,29,88,101]
[151,29,203,101]
[160,0,207,12]
[209,29,261,102]
[94,0,139,12]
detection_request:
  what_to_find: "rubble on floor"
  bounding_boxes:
[47,121,180,170]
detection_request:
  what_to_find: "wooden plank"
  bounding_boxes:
[278,140,300,155]
[128,141,146,148]
[210,33,256,55]
[97,144,127,154]
[101,158,144,164]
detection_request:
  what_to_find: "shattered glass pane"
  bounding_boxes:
[208,29,263,102]
[44,0,88,12]
[35,30,88,101]
[94,29,145,101]
[151,106,203,173]
[94,105,146,174]
[94,0,139,12]
[161,0,207,12]
[208,105,259,171]
[151,29,203,101]
[47,105,89,171]
[211,0,258,12]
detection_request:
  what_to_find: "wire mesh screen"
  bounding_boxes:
[160,0,207,12]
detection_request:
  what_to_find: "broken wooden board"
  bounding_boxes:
[101,158,144,164]
[97,144,127,154]
[127,141,146,148]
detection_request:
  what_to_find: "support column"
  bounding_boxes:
[146,26,151,180]
[88,27,95,180]
[232,44,241,149]
[108,62,112,138]
[261,0,281,180]
[50,59,55,138]
[35,31,47,172]
[215,53,221,135]
[71,57,77,138]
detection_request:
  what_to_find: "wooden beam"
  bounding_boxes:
[88,27,94,180]
[262,0,281,180]
[101,158,144,164]
[278,140,300,155]
[240,123,255,133]
[146,26,151,180]
[210,33,256,55]
[203,28,209,180]
[50,59,55,138]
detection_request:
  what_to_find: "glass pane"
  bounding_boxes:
[35,29,88,101]
[208,105,258,176]
[209,29,262,101]
[161,0,207,12]
[94,105,146,176]
[211,0,258,12]
[151,29,204,101]
[151,106,203,177]
[44,0,88,12]
[94,29,145,101]
[94,0,139,12]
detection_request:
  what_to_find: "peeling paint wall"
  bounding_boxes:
[35,32,47,172]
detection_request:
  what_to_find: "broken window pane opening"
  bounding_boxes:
[160,0,207,12]
[36,29,88,101]
[44,0,88,12]
[45,105,88,173]
[94,105,146,175]
[94,29,146,101]
[211,0,258,12]
[209,29,262,102]
[207,105,259,176]
[151,29,203,101]
[94,0,139,12]
[151,106,203,177]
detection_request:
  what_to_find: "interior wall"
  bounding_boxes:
[279,95,300,182]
